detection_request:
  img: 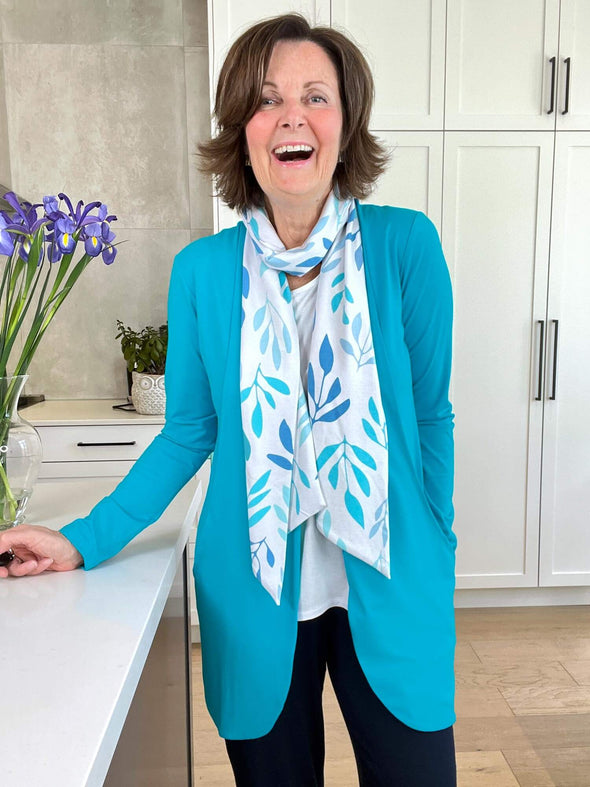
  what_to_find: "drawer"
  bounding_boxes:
[38,460,136,479]
[37,423,162,462]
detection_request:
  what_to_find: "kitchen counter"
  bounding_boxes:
[20,397,164,426]
[0,475,200,786]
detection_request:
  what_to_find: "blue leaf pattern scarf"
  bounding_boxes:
[241,192,390,604]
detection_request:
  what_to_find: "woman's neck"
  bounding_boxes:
[265,193,329,250]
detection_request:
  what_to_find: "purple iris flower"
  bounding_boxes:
[48,194,117,263]
[57,192,103,229]
[2,190,117,266]
[56,217,77,253]
[43,196,59,215]
[102,243,117,265]
[1,192,45,234]
[101,221,115,243]
[0,212,15,256]
[0,191,49,261]
[83,223,103,257]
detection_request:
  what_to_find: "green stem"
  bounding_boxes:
[0,456,17,521]
[0,387,18,522]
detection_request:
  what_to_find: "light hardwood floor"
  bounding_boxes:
[192,605,590,786]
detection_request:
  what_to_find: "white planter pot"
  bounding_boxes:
[131,371,166,415]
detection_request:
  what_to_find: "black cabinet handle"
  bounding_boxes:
[548,56,556,114]
[535,320,545,401]
[562,57,571,115]
[76,441,137,447]
[549,319,559,400]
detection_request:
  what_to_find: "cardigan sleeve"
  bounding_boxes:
[399,212,456,547]
[59,249,218,569]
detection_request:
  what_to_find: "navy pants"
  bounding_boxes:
[225,606,457,786]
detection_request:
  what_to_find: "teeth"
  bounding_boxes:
[274,144,313,155]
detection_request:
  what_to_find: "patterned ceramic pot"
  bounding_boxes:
[131,371,166,415]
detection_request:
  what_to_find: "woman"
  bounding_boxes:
[0,14,458,786]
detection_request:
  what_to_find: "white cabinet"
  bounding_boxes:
[444,127,590,591]
[557,0,590,129]
[446,0,590,131]
[27,400,164,479]
[445,0,560,130]
[366,132,443,231]
[331,0,445,130]
[442,132,554,587]
[539,133,590,585]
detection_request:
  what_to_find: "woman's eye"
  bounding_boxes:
[260,97,276,106]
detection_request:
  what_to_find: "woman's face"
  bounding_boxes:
[244,40,343,216]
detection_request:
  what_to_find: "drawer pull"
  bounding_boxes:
[76,441,137,447]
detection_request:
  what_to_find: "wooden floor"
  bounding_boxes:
[191,605,590,785]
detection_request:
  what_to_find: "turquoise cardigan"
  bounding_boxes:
[61,203,457,739]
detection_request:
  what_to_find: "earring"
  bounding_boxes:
[338,152,343,164]
[245,155,251,167]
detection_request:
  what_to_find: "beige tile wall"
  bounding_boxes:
[0,0,212,398]
[0,45,11,186]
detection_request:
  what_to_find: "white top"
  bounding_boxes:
[0,476,200,787]
[290,274,350,621]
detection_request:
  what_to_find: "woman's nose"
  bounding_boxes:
[278,100,306,129]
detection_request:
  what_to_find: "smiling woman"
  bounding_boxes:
[198,14,388,219]
[190,13,458,787]
[243,39,343,248]
[0,13,458,787]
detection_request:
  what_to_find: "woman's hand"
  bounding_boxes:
[0,524,83,578]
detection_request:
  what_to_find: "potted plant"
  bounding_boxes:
[115,320,167,415]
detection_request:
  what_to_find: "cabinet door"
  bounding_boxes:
[366,132,442,231]
[539,133,590,585]
[556,0,590,129]
[445,0,559,130]
[331,0,445,130]
[443,132,554,587]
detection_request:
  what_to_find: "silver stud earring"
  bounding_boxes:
[245,155,251,167]
[338,152,343,164]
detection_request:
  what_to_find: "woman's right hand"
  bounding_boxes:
[0,524,83,578]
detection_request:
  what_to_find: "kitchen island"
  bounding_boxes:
[0,475,201,786]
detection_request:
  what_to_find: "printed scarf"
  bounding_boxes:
[241,193,390,604]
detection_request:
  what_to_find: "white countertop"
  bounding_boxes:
[0,476,200,787]
[19,398,165,426]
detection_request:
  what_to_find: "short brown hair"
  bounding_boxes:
[198,13,389,213]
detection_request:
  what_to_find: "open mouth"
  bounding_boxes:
[273,144,314,163]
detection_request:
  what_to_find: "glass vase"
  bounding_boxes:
[0,375,43,532]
